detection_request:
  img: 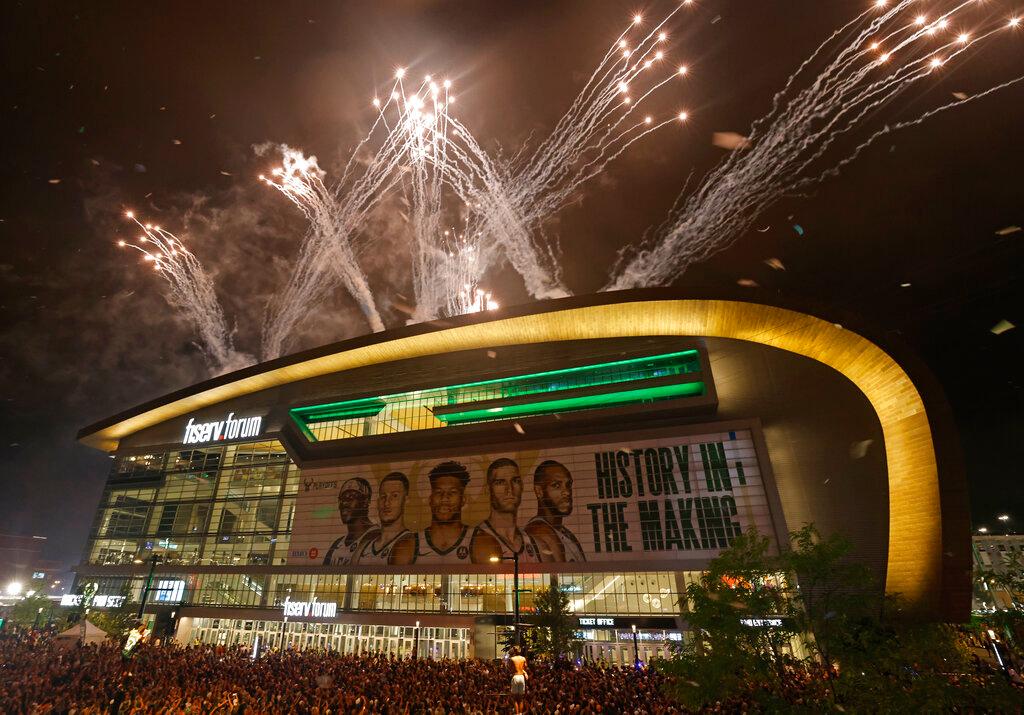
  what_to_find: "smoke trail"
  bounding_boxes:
[117,214,252,374]
[608,1,1023,290]
[392,8,695,315]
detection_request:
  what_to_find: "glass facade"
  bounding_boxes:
[88,441,297,567]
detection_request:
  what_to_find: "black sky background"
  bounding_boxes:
[0,1,1021,566]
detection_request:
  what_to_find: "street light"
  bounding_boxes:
[136,553,163,619]
[998,515,1010,522]
[413,620,421,660]
[631,624,641,671]
[490,552,521,648]
[5,581,22,597]
[978,527,989,534]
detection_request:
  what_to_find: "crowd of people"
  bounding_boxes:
[0,630,681,714]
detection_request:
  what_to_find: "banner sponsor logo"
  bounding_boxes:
[182,413,262,445]
[60,594,125,608]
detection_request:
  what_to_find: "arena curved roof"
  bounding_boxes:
[77,288,969,619]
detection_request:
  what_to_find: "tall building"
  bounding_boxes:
[71,290,969,659]
[973,534,1024,612]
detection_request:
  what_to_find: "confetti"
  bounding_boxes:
[219,170,233,177]
[209,113,217,119]
[763,257,785,270]
[90,158,100,166]
[995,225,1021,236]
[900,282,912,288]
[711,132,750,150]
[755,226,770,233]
[952,91,969,100]
[990,319,1015,335]
[849,439,874,459]
[172,139,182,145]
[134,164,147,173]
[486,350,497,358]
[48,178,61,184]
[513,423,525,435]
[792,224,805,236]
[737,278,759,287]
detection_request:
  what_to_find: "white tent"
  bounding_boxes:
[54,620,109,646]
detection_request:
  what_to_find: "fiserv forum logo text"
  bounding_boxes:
[182,413,263,445]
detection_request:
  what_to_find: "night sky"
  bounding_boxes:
[1,0,1021,567]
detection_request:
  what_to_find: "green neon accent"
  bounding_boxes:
[435,381,706,425]
[446,349,699,392]
[292,398,386,423]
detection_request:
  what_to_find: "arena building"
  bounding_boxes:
[72,289,970,660]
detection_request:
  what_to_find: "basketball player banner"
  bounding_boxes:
[287,427,777,569]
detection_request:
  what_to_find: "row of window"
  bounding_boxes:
[79,571,686,616]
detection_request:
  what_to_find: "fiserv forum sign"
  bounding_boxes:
[182,413,262,445]
[288,426,777,569]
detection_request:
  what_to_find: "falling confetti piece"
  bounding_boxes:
[755,226,770,233]
[995,226,1021,236]
[737,278,759,288]
[711,132,750,150]
[486,350,497,358]
[254,56,262,60]
[792,224,805,236]
[952,91,969,100]
[172,139,182,145]
[219,170,232,176]
[90,158,100,166]
[710,15,721,23]
[144,192,153,198]
[134,164,147,173]
[900,282,912,288]
[763,257,786,270]
[513,423,525,435]
[159,106,167,111]
[77,126,85,133]
[209,113,217,119]
[833,323,843,330]
[991,319,1015,335]
[48,178,61,184]
[849,439,874,459]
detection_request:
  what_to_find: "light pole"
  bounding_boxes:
[135,553,162,619]
[631,623,640,670]
[490,552,521,648]
[413,620,421,660]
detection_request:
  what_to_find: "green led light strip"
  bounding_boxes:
[446,349,699,391]
[435,381,706,425]
[292,398,387,424]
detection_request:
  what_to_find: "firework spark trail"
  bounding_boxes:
[259,105,416,357]
[392,8,695,315]
[117,214,252,373]
[608,0,1023,290]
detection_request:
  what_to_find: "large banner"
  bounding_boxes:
[288,427,776,568]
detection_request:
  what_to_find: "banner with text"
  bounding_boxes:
[288,427,776,569]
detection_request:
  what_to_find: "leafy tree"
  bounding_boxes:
[89,581,138,639]
[530,586,580,661]
[656,523,1022,711]
[657,530,801,709]
[9,583,53,628]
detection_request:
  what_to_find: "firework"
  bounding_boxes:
[117,213,251,373]
[608,0,1024,289]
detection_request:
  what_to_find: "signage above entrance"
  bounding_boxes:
[183,413,263,445]
[282,596,338,619]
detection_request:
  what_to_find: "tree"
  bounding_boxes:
[530,586,580,661]
[657,529,801,710]
[89,581,138,639]
[9,585,53,629]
